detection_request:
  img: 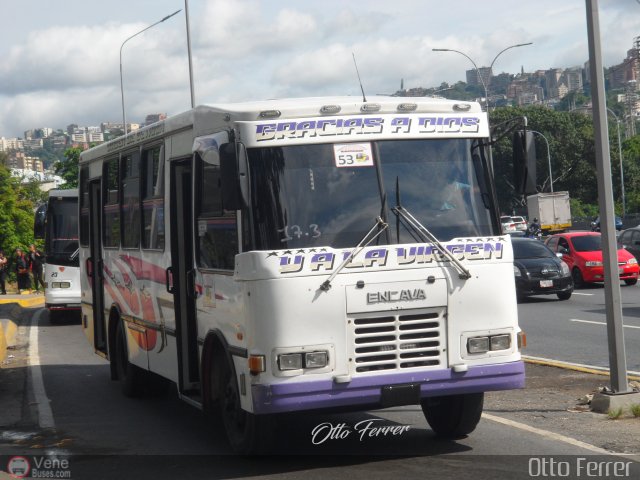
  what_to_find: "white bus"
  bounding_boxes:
[79,97,529,453]
[34,189,81,322]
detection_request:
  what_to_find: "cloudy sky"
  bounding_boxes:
[0,0,638,138]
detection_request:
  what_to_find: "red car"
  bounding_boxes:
[545,231,639,287]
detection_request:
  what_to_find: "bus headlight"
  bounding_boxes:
[304,351,329,369]
[467,336,490,354]
[278,353,303,370]
[490,334,511,351]
[277,351,329,371]
[467,334,512,354]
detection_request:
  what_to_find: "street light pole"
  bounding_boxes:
[486,42,533,108]
[432,43,532,110]
[607,108,625,216]
[529,130,553,192]
[120,9,181,135]
[432,48,488,109]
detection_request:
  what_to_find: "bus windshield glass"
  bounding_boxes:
[248,139,492,250]
[46,196,79,266]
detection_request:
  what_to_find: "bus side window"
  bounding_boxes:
[103,157,120,248]
[121,151,140,249]
[141,146,165,250]
[195,152,237,270]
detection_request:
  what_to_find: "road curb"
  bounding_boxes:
[524,355,640,382]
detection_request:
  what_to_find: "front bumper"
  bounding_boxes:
[251,361,525,414]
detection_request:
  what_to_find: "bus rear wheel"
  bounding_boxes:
[113,320,146,397]
[214,352,272,454]
[421,392,484,439]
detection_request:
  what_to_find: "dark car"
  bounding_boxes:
[591,216,623,232]
[618,227,640,262]
[512,237,573,301]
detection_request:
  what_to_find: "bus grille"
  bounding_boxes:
[349,309,446,373]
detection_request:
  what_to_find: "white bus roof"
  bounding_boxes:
[81,95,485,161]
[47,188,78,198]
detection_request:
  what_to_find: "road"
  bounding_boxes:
[518,281,640,373]
[2,307,632,480]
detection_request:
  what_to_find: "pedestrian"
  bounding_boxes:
[0,250,8,294]
[28,244,45,293]
[14,248,31,294]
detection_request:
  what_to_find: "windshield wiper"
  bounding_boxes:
[391,205,471,280]
[70,248,79,261]
[319,216,388,292]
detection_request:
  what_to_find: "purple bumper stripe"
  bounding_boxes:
[252,361,525,414]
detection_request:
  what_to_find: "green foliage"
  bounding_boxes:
[607,407,624,420]
[490,105,597,215]
[53,146,82,188]
[630,404,640,417]
[0,165,37,260]
[570,198,599,218]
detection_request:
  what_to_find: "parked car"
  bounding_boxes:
[618,227,640,262]
[511,216,528,232]
[590,216,623,232]
[500,216,517,234]
[545,231,639,287]
[512,237,573,300]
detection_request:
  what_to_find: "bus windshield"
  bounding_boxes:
[46,196,79,266]
[248,139,492,250]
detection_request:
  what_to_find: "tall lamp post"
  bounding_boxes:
[120,9,181,135]
[607,108,625,216]
[432,42,532,110]
[529,130,553,192]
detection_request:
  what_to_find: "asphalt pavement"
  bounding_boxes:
[1,294,640,463]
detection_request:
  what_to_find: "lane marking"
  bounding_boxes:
[572,292,594,296]
[570,318,640,329]
[482,413,637,458]
[523,355,640,380]
[29,309,55,429]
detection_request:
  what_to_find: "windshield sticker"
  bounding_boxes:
[333,143,374,168]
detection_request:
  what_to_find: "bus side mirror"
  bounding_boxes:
[34,204,47,239]
[513,130,537,195]
[220,142,248,210]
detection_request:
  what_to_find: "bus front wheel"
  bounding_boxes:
[213,352,272,454]
[421,392,484,439]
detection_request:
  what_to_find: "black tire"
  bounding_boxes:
[113,320,146,397]
[557,291,572,300]
[625,279,638,286]
[422,392,484,439]
[572,268,584,289]
[215,352,273,454]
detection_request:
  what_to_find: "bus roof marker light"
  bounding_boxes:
[320,105,341,114]
[258,110,281,119]
[397,103,417,112]
[360,103,381,113]
[453,103,472,112]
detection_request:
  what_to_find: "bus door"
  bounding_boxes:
[88,180,107,354]
[169,159,200,395]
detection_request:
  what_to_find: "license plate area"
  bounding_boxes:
[380,383,421,407]
[539,279,553,288]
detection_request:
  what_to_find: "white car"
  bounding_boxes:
[512,216,528,232]
[500,216,517,234]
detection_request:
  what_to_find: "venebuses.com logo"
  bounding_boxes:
[6,455,71,479]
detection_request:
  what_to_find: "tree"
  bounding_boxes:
[0,165,37,263]
[53,146,83,188]
[489,105,597,215]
